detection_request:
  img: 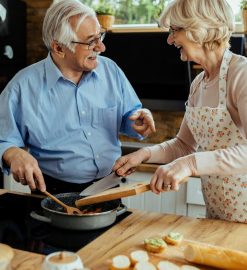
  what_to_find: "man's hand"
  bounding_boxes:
[129,109,155,137]
[3,147,46,192]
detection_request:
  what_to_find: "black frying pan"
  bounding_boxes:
[31,192,127,230]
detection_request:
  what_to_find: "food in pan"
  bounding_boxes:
[79,207,102,214]
[133,261,156,270]
[163,232,183,245]
[157,260,180,270]
[144,237,167,253]
[130,250,149,265]
[110,255,131,270]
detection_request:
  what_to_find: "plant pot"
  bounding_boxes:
[97,14,115,29]
[242,9,247,33]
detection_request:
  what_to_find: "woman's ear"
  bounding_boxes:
[51,41,65,58]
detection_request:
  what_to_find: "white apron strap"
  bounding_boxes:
[218,49,233,108]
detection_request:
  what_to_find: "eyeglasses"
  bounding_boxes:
[71,31,106,50]
[169,27,183,36]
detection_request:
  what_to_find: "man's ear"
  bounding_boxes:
[51,41,65,58]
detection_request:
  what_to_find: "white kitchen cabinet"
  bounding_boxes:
[122,172,206,218]
[4,174,31,193]
[187,204,206,218]
[186,177,206,218]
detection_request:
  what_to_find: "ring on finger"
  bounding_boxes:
[19,177,26,184]
[163,184,171,190]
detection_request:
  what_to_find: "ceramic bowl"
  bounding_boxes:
[41,251,84,270]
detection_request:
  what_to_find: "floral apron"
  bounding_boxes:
[185,49,247,223]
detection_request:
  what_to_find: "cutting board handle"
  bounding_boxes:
[75,182,150,207]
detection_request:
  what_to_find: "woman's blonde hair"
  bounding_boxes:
[159,0,234,50]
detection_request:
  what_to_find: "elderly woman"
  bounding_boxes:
[113,0,247,223]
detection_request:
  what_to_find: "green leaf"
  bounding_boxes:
[241,0,247,9]
[95,2,115,15]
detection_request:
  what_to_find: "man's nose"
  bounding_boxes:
[95,41,106,52]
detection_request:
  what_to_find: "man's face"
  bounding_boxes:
[64,16,106,73]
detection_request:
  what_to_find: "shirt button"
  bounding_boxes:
[96,155,100,159]
[87,132,91,136]
[82,111,86,115]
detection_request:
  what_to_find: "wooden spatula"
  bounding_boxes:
[43,191,82,215]
[75,182,151,207]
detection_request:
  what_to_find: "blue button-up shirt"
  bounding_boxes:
[0,54,142,183]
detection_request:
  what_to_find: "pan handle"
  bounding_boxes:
[116,204,128,216]
[30,211,52,223]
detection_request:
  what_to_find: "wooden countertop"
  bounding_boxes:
[3,190,247,269]
[78,210,247,269]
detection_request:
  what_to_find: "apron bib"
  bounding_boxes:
[186,49,247,223]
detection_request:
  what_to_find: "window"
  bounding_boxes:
[82,0,170,24]
[227,0,242,22]
[82,0,242,25]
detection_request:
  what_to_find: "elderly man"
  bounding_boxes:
[0,0,155,193]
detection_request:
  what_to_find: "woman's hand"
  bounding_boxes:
[150,155,197,194]
[3,147,46,192]
[112,148,151,176]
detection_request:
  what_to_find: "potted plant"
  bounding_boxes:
[95,4,115,29]
[241,0,247,32]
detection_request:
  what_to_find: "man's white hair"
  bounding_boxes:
[43,0,96,52]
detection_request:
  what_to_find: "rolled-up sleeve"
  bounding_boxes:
[116,67,143,139]
[0,86,25,173]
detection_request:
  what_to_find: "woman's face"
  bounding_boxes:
[167,26,201,62]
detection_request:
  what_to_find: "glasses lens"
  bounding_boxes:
[169,27,183,36]
[100,31,106,41]
[87,32,106,50]
[169,28,174,35]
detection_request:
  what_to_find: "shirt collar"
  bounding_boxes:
[81,57,103,81]
[93,56,103,80]
[44,53,64,90]
[44,53,102,89]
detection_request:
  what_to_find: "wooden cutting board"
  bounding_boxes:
[93,238,247,270]
[75,182,150,207]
